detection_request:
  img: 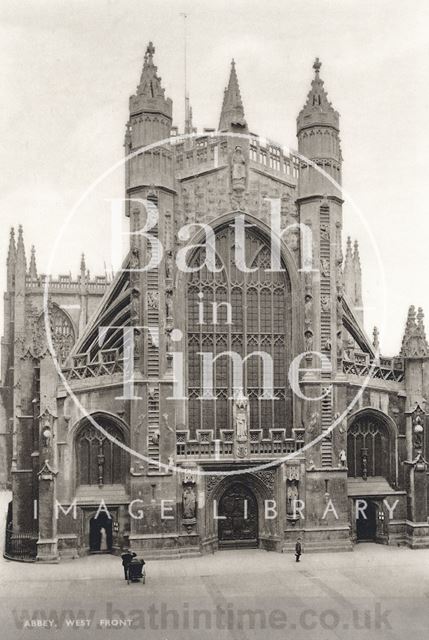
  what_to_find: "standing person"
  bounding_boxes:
[295,538,302,562]
[121,548,136,580]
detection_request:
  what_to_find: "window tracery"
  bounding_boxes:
[76,420,126,486]
[187,225,292,438]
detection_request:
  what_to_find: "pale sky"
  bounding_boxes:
[1,0,429,355]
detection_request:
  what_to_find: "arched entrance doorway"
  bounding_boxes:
[356,499,377,542]
[218,483,258,549]
[89,512,113,553]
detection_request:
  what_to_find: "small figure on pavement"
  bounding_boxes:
[295,538,302,563]
[121,548,137,580]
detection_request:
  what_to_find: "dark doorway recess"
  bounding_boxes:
[218,483,259,549]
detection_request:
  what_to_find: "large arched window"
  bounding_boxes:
[186,224,292,438]
[76,417,127,486]
[347,414,392,481]
[37,304,75,363]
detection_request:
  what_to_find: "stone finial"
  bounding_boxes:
[345,236,352,259]
[353,240,361,269]
[79,253,88,284]
[28,245,38,279]
[136,41,164,99]
[373,326,380,351]
[400,305,429,358]
[417,307,428,342]
[218,59,247,132]
[124,121,132,149]
[16,224,26,269]
[297,59,339,132]
[129,41,172,120]
[184,100,193,135]
[146,41,155,59]
[343,236,355,303]
[7,227,16,265]
[313,57,322,73]
[353,239,363,325]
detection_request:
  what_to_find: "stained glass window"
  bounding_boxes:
[77,419,127,486]
[186,224,292,438]
[347,416,391,480]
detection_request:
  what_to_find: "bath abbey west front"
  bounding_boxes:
[2,43,429,562]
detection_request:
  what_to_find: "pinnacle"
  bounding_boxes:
[373,326,380,350]
[297,59,339,132]
[130,41,172,120]
[29,245,38,279]
[7,227,16,262]
[353,240,361,268]
[345,236,353,260]
[218,59,247,132]
[400,305,429,357]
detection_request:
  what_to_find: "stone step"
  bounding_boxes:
[282,540,353,554]
[142,548,201,561]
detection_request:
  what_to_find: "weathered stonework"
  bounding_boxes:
[1,46,429,561]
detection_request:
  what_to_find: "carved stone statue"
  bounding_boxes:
[147,291,159,309]
[321,295,330,312]
[182,485,196,520]
[287,482,299,515]
[320,258,330,278]
[304,294,312,327]
[165,288,173,319]
[165,251,173,279]
[130,247,140,269]
[304,329,313,351]
[306,412,319,439]
[231,146,246,190]
[235,396,249,442]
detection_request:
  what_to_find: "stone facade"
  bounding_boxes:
[2,43,429,562]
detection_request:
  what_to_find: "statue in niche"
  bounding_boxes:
[287,482,299,516]
[166,289,173,319]
[306,412,319,439]
[321,295,330,312]
[304,293,312,327]
[166,327,173,355]
[131,287,140,321]
[336,329,343,359]
[165,251,173,279]
[324,338,332,351]
[320,223,330,241]
[304,329,313,351]
[147,291,159,309]
[182,485,196,520]
[235,396,249,442]
[130,247,140,269]
[320,258,330,278]
[413,414,424,452]
[231,146,247,190]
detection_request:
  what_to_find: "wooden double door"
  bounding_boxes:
[218,483,259,548]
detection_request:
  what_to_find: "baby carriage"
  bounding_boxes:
[127,558,146,584]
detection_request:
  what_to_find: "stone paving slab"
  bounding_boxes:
[1,544,429,639]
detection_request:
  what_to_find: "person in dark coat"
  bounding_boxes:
[295,538,302,562]
[121,548,137,580]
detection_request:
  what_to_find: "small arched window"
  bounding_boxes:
[76,418,127,486]
[347,414,392,481]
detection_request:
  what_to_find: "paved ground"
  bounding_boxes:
[1,491,428,640]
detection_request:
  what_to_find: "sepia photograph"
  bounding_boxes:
[1,1,429,638]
